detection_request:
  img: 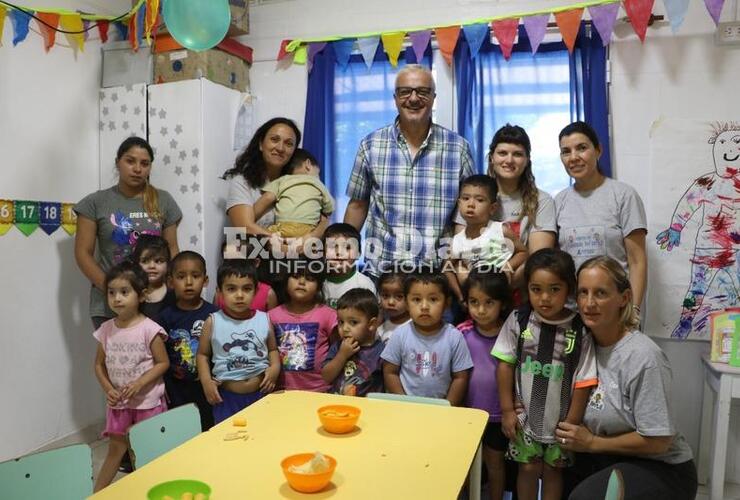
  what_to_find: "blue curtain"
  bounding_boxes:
[304,44,432,222]
[455,23,610,181]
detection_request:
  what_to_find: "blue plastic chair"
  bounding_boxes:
[0,443,92,500]
[366,392,452,406]
[128,403,201,468]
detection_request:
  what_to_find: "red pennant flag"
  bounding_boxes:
[97,20,109,43]
[35,12,60,52]
[491,18,519,60]
[435,26,460,66]
[277,39,291,60]
[128,13,138,51]
[624,0,655,42]
[554,8,583,53]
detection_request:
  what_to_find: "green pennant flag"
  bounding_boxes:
[14,200,40,236]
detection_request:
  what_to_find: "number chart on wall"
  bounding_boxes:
[0,200,77,236]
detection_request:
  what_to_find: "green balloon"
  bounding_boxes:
[163,0,231,52]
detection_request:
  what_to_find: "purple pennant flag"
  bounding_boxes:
[589,3,620,45]
[662,0,689,32]
[307,42,327,72]
[357,36,380,70]
[82,19,90,41]
[10,9,31,46]
[409,30,432,63]
[522,14,549,54]
[462,23,489,59]
[704,0,725,25]
[332,39,354,69]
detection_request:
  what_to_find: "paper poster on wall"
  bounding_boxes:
[647,118,740,340]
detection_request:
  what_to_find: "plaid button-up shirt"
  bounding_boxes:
[346,119,475,275]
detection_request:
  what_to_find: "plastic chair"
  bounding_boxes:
[0,443,92,500]
[366,392,452,406]
[128,403,201,468]
[604,469,625,500]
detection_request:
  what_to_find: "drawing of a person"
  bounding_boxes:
[656,122,740,338]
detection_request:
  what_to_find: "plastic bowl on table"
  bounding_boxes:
[317,404,361,434]
[146,479,211,500]
[281,453,337,493]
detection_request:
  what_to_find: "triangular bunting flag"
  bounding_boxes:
[704,0,724,25]
[623,0,654,42]
[662,0,689,32]
[82,18,90,41]
[136,2,146,47]
[39,202,61,235]
[332,39,354,69]
[293,44,307,65]
[381,32,405,67]
[114,21,128,41]
[14,200,39,236]
[0,200,14,236]
[60,14,85,52]
[0,7,6,48]
[357,36,380,70]
[588,3,620,46]
[491,18,519,60]
[10,9,31,46]
[277,39,291,60]
[409,30,432,63]
[35,12,60,52]
[61,203,77,236]
[522,14,549,54]
[97,20,109,43]
[307,42,327,72]
[554,8,583,53]
[462,23,489,59]
[435,26,460,66]
[145,0,160,44]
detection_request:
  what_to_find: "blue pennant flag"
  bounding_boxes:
[332,39,355,69]
[10,9,31,46]
[462,23,489,59]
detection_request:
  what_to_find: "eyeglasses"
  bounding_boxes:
[395,86,435,100]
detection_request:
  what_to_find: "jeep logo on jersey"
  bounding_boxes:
[520,355,564,381]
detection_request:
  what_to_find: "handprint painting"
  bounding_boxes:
[655,121,740,339]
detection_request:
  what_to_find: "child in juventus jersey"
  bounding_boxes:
[492,249,597,500]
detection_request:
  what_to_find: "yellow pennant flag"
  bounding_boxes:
[381,32,406,67]
[0,199,14,236]
[0,6,7,48]
[60,14,84,52]
[293,44,308,65]
[61,202,77,235]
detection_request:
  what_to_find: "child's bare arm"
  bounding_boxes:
[497,361,519,439]
[564,386,592,425]
[321,338,360,383]
[252,192,278,222]
[444,261,464,304]
[94,344,120,406]
[120,334,170,400]
[446,369,470,406]
[197,317,223,404]
[503,225,528,278]
[383,362,405,395]
[260,323,281,393]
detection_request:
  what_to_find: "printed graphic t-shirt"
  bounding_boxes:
[269,304,337,392]
[158,301,219,381]
[323,339,385,397]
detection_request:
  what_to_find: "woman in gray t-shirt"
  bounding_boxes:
[555,121,647,309]
[74,137,182,328]
[556,256,697,500]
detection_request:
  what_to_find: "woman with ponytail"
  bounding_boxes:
[75,136,182,329]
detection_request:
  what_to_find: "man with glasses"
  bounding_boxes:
[344,64,474,279]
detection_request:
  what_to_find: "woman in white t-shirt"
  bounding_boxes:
[554,121,647,308]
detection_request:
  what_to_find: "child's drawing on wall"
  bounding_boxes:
[655,122,740,339]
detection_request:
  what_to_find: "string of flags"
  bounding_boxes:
[278,0,728,69]
[0,0,159,53]
[0,199,77,236]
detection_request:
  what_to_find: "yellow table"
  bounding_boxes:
[90,391,488,499]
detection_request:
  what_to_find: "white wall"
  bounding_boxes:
[240,0,740,480]
[0,0,130,461]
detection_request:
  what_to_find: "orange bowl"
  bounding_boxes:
[281,453,337,493]
[317,404,361,434]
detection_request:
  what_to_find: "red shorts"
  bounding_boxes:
[103,399,167,437]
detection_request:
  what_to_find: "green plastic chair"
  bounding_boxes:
[128,403,201,468]
[605,469,624,500]
[0,443,92,500]
[366,392,452,406]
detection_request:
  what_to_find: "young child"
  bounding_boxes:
[457,270,512,500]
[376,271,410,343]
[214,239,278,312]
[196,259,280,423]
[321,288,384,396]
[322,223,376,309]
[158,251,219,431]
[93,260,169,492]
[381,272,473,405]
[132,234,176,324]
[247,148,334,238]
[447,175,527,304]
[492,248,598,500]
[269,260,337,392]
